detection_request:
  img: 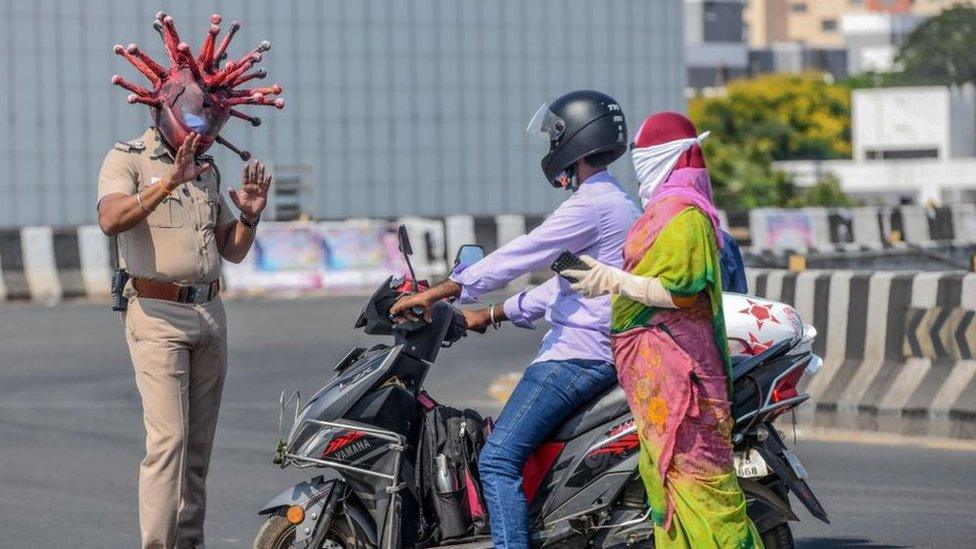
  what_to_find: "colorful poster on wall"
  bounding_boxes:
[765,210,813,249]
[222,220,414,294]
[319,224,391,270]
[254,225,326,272]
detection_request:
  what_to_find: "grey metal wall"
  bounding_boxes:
[0,0,685,227]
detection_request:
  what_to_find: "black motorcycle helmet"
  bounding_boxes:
[527,90,628,188]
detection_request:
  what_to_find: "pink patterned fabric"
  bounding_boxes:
[647,168,724,250]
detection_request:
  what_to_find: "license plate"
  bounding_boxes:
[782,449,809,480]
[734,449,769,479]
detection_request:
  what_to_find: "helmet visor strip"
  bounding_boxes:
[525,100,566,142]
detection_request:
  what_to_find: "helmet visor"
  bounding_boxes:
[526,100,566,141]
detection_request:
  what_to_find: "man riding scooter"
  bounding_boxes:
[390,90,640,549]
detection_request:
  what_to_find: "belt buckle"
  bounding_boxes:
[182,285,207,304]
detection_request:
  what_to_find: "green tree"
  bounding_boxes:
[896,5,976,86]
[785,176,857,208]
[688,73,852,207]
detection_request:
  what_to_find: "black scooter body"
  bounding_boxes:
[259,277,827,548]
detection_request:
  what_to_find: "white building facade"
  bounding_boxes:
[777,84,976,205]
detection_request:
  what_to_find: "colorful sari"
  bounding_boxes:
[611,168,762,548]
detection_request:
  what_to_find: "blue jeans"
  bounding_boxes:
[479,359,617,548]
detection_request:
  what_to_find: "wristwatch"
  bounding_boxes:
[239,213,260,228]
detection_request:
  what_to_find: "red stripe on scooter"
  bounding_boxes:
[522,442,564,503]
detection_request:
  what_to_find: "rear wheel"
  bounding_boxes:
[253,509,372,549]
[760,523,794,549]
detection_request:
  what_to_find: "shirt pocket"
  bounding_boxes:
[145,194,185,229]
[199,187,220,229]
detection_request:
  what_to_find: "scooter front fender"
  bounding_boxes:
[258,474,333,515]
[259,476,378,547]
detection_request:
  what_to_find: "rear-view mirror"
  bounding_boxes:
[397,225,413,256]
[454,244,485,268]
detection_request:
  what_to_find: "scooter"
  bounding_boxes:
[253,226,828,549]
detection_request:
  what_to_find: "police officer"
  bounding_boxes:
[99,11,284,548]
[98,130,269,547]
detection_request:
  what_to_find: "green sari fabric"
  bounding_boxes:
[610,204,762,548]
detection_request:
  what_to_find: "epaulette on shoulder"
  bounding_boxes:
[113,138,146,153]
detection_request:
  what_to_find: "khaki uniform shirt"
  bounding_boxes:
[97,128,236,283]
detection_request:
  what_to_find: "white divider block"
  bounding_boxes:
[77,225,112,298]
[219,245,257,293]
[0,242,6,301]
[744,268,761,294]
[445,215,476,264]
[876,273,942,415]
[951,204,976,243]
[792,270,819,322]
[718,210,729,231]
[803,208,831,248]
[764,270,787,301]
[838,272,895,413]
[495,214,530,287]
[961,273,976,309]
[398,216,448,278]
[851,207,882,245]
[21,226,61,301]
[910,272,942,308]
[495,215,526,247]
[748,209,769,250]
[899,206,931,244]
[806,271,853,402]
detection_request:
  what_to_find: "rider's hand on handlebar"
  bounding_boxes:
[390,292,435,323]
[462,308,491,333]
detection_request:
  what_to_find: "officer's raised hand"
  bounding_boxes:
[229,161,273,219]
[165,132,211,192]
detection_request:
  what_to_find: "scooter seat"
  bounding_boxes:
[549,385,631,441]
[730,339,793,383]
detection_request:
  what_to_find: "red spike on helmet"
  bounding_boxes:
[111,12,284,160]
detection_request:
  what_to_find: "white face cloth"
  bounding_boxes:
[632,131,710,207]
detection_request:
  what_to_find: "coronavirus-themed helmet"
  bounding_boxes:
[526,90,627,188]
[112,11,284,160]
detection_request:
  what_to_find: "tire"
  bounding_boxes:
[760,523,794,549]
[253,509,373,549]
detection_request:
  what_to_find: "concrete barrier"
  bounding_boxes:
[749,268,976,439]
[3,202,973,301]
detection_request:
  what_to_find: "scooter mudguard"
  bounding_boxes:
[258,474,332,515]
[739,478,798,532]
[258,476,378,547]
[755,432,830,524]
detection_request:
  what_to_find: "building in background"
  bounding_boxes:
[0,0,685,228]
[841,12,924,74]
[748,40,848,80]
[743,0,975,81]
[777,84,976,205]
[744,0,975,48]
[685,0,749,89]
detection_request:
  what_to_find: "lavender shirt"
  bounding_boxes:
[450,171,641,364]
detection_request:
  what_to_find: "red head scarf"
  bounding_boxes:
[628,111,722,249]
[633,111,706,171]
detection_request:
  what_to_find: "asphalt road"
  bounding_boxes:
[1,297,974,548]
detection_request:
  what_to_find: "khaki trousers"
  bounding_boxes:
[123,296,227,549]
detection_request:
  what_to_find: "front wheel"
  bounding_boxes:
[253,509,372,549]
[760,523,794,549]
